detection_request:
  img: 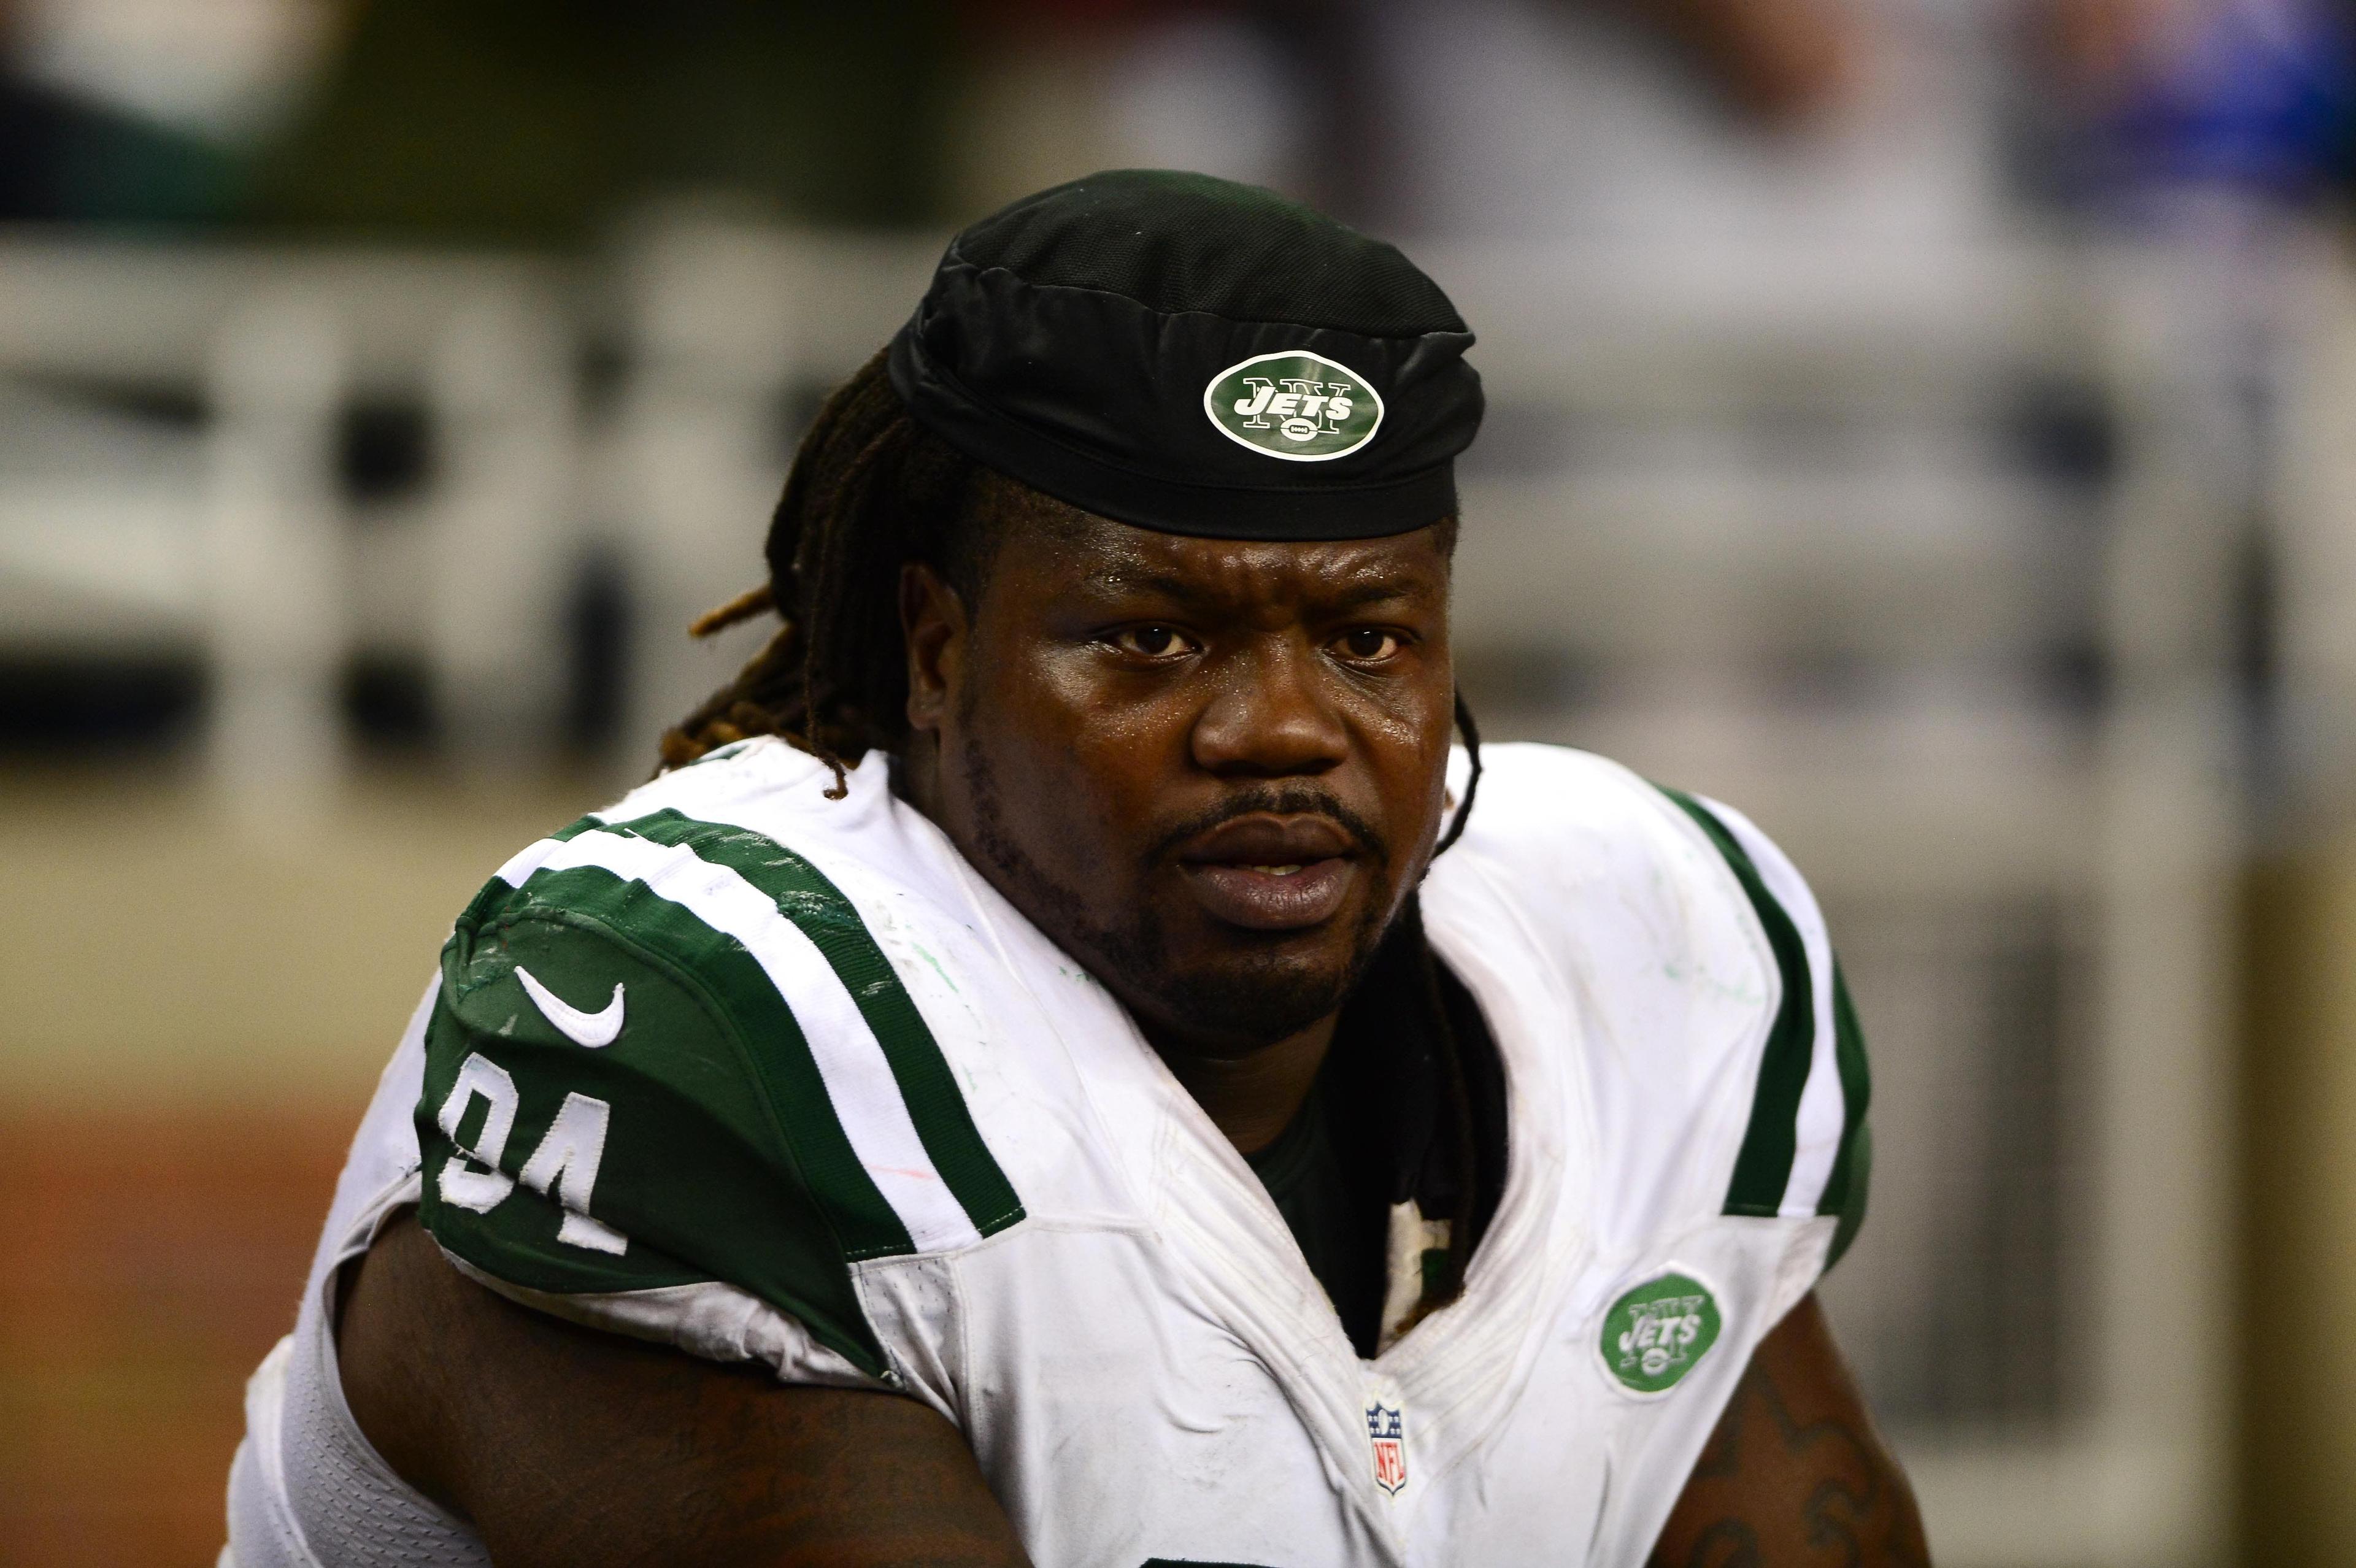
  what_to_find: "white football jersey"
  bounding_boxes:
[226,738,1869,1568]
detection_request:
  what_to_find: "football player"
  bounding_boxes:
[226,171,1924,1567]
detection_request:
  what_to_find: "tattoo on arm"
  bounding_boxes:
[1650,1294,1930,1568]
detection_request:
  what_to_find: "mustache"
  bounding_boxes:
[1144,786,1391,869]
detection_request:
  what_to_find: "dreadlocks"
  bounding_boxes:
[660,348,987,789]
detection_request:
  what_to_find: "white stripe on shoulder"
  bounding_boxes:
[510,828,981,1253]
[494,836,565,888]
[1698,795,1845,1220]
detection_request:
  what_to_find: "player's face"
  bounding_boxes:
[904,504,1455,1059]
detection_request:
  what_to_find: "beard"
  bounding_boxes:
[958,738,1399,1053]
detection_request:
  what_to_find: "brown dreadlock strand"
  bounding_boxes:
[1379,897,1482,1332]
[1411,893,1482,1306]
[660,348,982,791]
[1377,693,1488,1333]
[687,583,773,639]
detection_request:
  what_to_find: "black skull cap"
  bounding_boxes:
[887,169,1483,540]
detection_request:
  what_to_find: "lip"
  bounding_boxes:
[1176,814,1362,932]
[1180,860,1355,930]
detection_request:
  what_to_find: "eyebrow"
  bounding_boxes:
[1075,563,1435,615]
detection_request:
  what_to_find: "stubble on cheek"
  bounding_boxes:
[952,734,1403,1049]
[957,732,1168,982]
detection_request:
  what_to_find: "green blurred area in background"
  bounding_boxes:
[242,0,960,242]
[2,0,967,238]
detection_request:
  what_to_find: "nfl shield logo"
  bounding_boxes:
[1365,1402,1407,1496]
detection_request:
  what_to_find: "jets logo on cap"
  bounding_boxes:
[1204,351,1384,461]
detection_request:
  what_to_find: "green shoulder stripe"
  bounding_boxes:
[1821,963,1872,1264]
[422,897,898,1376]
[486,861,915,1262]
[1655,786,1818,1218]
[454,813,608,932]
[601,808,1025,1240]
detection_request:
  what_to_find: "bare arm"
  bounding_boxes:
[337,1212,1032,1568]
[1650,1293,1929,1567]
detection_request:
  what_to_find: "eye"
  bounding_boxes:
[1332,628,1404,663]
[1110,625,1195,659]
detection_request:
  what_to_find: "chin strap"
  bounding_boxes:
[1431,691,1483,859]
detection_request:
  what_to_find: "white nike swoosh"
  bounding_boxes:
[515,967,625,1048]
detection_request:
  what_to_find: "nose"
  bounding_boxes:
[1190,635,1349,780]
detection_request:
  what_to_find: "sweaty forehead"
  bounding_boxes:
[989,500,1453,617]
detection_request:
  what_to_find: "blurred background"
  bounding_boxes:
[3,0,2354,1562]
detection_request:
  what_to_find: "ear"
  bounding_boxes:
[901,560,968,735]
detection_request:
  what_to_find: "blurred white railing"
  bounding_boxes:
[4,218,2336,1568]
[0,237,579,815]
